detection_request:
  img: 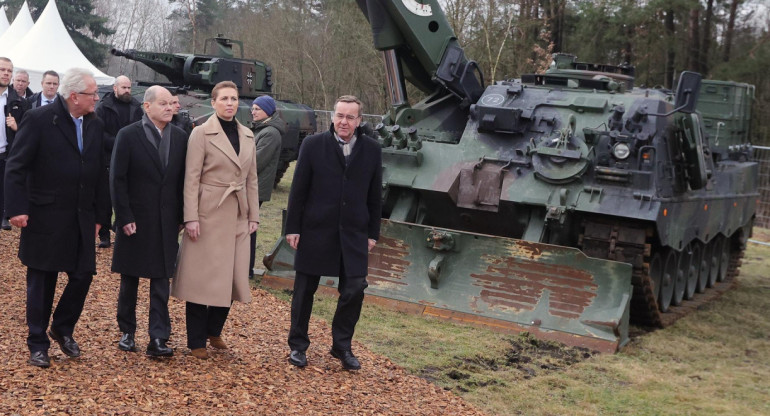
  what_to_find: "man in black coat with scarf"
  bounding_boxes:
[4,68,110,368]
[110,86,187,357]
[285,95,382,370]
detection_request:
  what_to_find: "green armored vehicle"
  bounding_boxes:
[110,36,317,185]
[263,0,757,352]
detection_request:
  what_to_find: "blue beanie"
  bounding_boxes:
[253,95,277,116]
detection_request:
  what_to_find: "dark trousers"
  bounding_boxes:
[98,166,111,242]
[185,302,230,349]
[116,275,171,340]
[0,155,6,218]
[248,201,263,278]
[98,221,111,242]
[288,264,368,352]
[26,267,93,353]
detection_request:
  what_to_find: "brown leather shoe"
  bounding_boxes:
[208,336,228,350]
[190,348,208,359]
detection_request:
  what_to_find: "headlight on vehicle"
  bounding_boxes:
[612,142,630,160]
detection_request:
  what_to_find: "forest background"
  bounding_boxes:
[1,0,769,142]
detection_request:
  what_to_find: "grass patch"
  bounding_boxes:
[255,163,770,415]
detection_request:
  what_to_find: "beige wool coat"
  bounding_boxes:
[171,116,259,307]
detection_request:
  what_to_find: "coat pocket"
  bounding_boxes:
[29,190,55,206]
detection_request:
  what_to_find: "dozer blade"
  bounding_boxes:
[263,219,632,353]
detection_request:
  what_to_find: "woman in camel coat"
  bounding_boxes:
[171,81,259,359]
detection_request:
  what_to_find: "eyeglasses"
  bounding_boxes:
[334,113,359,122]
[77,91,99,99]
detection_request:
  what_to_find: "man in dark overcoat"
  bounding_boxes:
[285,95,382,370]
[110,86,187,357]
[95,75,143,248]
[4,68,110,368]
[1,58,30,231]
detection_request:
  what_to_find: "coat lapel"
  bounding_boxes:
[81,113,103,155]
[135,124,164,175]
[329,133,346,168]
[53,102,79,153]
[204,116,241,167]
[162,132,184,182]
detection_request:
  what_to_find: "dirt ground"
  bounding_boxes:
[0,229,484,415]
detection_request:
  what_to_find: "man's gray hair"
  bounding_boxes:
[59,68,94,98]
[143,85,168,104]
[14,69,28,77]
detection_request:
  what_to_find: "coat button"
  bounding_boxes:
[235,170,241,177]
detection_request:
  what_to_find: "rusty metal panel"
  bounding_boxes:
[264,219,632,352]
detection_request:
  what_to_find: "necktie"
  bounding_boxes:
[73,117,83,153]
[45,99,52,105]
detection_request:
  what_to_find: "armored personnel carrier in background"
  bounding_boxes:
[109,36,317,186]
[262,0,758,352]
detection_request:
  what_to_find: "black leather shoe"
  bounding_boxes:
[1,218,11,230]
[48,329,80,357]
[98,239,111,248]
[28,351,50,368]
[330,348,361,370]
[288,350,307,367]
[118,333,136,352]
[146,339,173,357]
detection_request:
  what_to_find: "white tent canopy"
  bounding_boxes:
[7,0,114,91]
[0,1,33,55]
[0,8,10,38]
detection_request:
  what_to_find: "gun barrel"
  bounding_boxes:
[110,48,133,59]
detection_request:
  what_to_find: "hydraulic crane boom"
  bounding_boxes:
[356,0,484,109]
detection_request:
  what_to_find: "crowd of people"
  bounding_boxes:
[0,58,383,372]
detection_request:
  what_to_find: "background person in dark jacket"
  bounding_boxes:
[248,95,284,279]
[5,68,110,368]
[12,70,33,99]
[27,70,60,109]
[169,91,193,136]
[285,95,382,371]
[1,58,29,231]
[110,86,188,357]
[95,75,143,248]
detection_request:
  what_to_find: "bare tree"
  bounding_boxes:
[687,7,700,72]
[94,0,183,79]
[723,0,741,62]
[664,8,676,88]
[701,0,714,73]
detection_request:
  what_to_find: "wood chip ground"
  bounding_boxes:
[0,229,485,415]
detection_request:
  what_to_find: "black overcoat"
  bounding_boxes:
[4,99,110,274]
[285,125,382,277]
[110,121,188,279]
[5,87,29,150]
[96,92,143,163]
